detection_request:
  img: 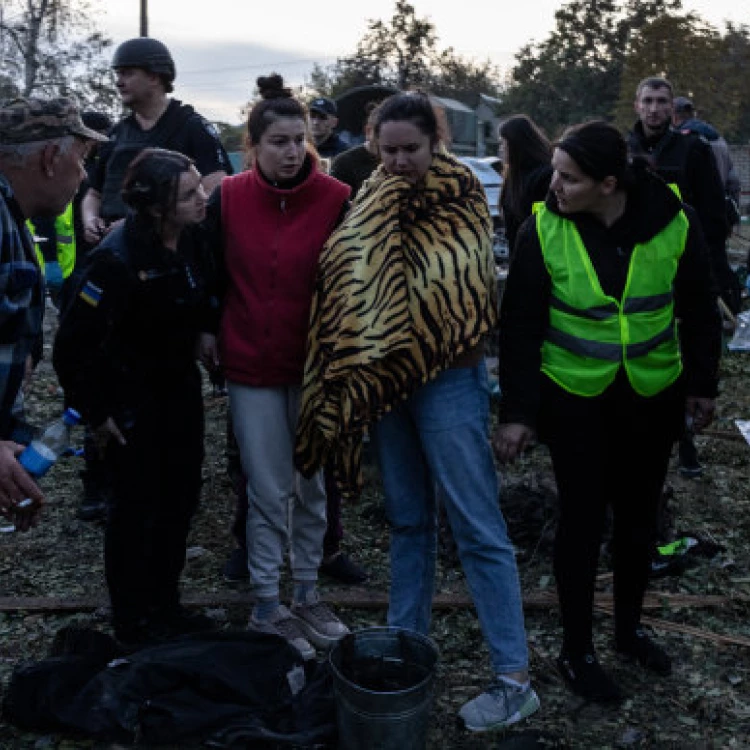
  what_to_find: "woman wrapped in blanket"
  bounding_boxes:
[296,91,539,733]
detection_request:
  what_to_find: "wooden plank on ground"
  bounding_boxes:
[0,590,742,613]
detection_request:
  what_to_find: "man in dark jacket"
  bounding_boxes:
[628,77,735,313]
[0,97,107,525]
[81,37,231,244]
[308,98,348,161]
[672,96,741,235]
[629,78,733,480]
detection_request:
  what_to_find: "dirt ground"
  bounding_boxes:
[1,288,749,749]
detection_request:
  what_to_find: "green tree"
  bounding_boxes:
[310,1,501,104]
[0,0,117,114]
[615,14,723,131]
[720,24,750,141]
[614,16,750,141]
[501,0,681,136]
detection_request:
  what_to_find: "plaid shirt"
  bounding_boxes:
[0,174,44,437]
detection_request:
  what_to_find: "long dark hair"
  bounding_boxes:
[246,73,306,146]
[499,115,551,217]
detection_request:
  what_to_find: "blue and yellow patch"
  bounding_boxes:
[79,280,103,307]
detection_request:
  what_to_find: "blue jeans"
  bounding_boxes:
[371,364,529,675]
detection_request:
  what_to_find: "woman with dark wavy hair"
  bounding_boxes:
[498,114,552,256]
[54,148,214,646]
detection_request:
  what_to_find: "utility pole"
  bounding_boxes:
[140,0,148,37]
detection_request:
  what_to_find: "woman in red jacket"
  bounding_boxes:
[202,75,350,659]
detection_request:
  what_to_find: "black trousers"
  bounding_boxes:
[539,373,683,655]
[105,367,204,627]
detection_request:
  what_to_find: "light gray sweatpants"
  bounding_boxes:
[228,382,327,600]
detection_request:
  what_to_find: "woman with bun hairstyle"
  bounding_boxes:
[498,115,553,257]
[54,148,215,646]
[202,75,350,659]
[495,121,722,702]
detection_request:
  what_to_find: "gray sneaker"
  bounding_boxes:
[459,681,540,733]
[247,604,316,661]
[290,598,350,649]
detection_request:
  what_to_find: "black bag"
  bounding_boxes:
[3,626,336,747]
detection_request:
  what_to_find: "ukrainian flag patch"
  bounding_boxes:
[79,280,103,307]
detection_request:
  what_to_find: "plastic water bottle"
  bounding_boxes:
[18,407,81,478]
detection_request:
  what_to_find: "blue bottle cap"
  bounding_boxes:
[62,408,82,426]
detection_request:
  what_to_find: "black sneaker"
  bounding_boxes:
[556,652,622,703]
[616,628,672,675]
[155,605,215,637]
[223,547,249,582]
[678,435,703,478]
[319,552,369,584]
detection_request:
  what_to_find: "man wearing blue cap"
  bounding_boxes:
[308,97,348,160]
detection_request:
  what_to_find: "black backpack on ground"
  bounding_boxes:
[2,626,336,748]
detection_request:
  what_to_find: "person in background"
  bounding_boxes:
[54,148,216,646]
[0,97,106,529]
[672,96,742,239]
[308,97,348,160]
[498,115,552,258]
[330,101,381,199]
[296,91,539,732]
[629,77,732,480]
[203,74,351,660]
[495,121,721,702]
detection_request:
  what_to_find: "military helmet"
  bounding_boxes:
[112,37,176,83]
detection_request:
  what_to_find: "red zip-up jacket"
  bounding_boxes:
[219,163,349,386]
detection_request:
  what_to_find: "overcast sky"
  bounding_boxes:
[102,0,748,123]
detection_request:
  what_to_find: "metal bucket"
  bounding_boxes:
[329,627,439,750]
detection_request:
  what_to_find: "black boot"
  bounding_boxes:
[615,627,672,675]
[556,651,622,702]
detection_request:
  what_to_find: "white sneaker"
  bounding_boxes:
[291,597,350,649]
[247,604,316,660]
[459,681,540,733]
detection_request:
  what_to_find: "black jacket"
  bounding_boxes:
[628,122,730,287]
[498,168,722,431]
[53,219,215,428]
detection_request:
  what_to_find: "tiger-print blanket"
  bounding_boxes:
[294,151,498,496]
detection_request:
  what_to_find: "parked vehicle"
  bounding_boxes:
[458,156,502,221]
[458,156,508,262]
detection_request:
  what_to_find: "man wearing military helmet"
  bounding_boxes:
[81,37,231,244]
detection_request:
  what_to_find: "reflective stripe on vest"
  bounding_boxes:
[26,219,44,270]
[534,203,687,397]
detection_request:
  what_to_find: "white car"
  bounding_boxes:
[458,156,502,222]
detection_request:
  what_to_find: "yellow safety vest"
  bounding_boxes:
[28,203,76,279]
[535,203,687,397]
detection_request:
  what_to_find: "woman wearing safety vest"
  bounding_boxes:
[494,121,722,703]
